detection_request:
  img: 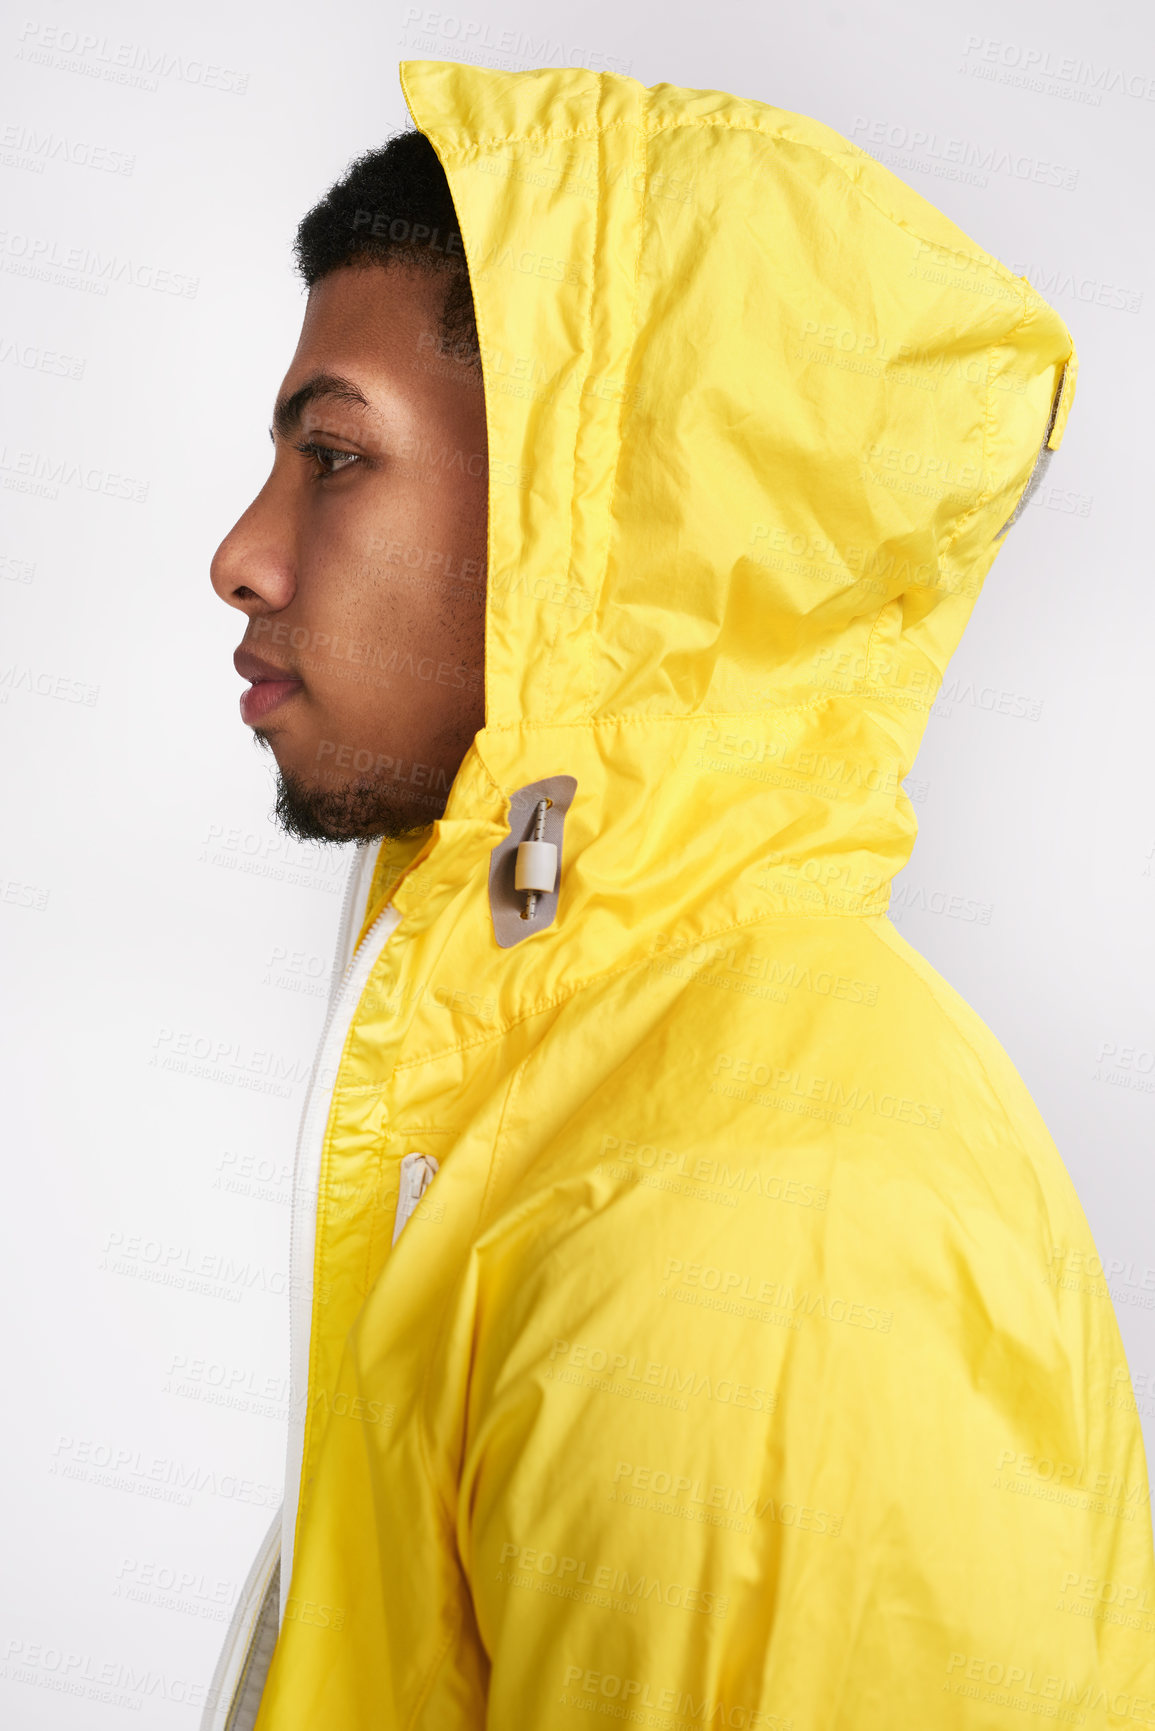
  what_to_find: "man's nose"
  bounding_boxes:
[209,480,296,614]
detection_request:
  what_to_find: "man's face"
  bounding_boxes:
[210,260,488,842]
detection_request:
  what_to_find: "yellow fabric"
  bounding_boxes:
[356,827,432,950]
[255,60,1154,1731]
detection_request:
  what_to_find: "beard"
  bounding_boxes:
[253,732,444,844]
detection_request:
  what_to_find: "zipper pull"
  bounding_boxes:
[392,1152,440,1244]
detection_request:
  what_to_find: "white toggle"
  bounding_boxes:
[515,839,557,893]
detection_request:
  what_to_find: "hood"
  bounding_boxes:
[389,59,1076,974]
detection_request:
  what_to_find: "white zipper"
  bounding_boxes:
[202,842,399,1728]
[202,843,388,1730]
[326,838,383,1007]
[280,843,400,1622]
[199,1509,281,1731]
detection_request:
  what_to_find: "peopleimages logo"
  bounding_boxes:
[0,444,147,501]
[15,20,250,95]
[0,336,86,379]
[397,7,632,75]
[557,1663,790,1726]
[48,1435,280,1510]
[0,1638,214,1710]
[0,230,197,298]
[148,1027,312,1097]
[850,118,1079,191]
[101,1231,288,1300]
[960,34,1155,104]
[0,122,135,176]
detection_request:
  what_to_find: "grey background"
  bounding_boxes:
[1,0,1151,1721]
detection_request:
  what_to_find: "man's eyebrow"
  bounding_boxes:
[269,372,372,443]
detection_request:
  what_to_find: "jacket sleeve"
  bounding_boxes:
[452,1160,1155,1730]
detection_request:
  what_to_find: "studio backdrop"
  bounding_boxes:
[1,0,1152,1724]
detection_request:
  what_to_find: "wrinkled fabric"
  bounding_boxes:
[254,59,1155,1731]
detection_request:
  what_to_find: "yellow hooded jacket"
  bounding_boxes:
[206,57,1155,1731]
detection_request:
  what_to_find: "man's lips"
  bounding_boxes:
[234,646,304,727]
[240,679,303,725]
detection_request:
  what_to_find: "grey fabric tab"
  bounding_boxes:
[488,775,577,948]
[995,358,1070,539]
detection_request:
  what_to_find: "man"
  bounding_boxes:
[217,125,487,847]
[205,57,1155,1731]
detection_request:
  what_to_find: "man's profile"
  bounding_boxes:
[202,57,1155,1731]
[213,129,488,846]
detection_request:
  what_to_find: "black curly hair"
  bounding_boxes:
[293,129,479,365]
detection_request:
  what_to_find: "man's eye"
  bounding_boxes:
[293,439,362,479]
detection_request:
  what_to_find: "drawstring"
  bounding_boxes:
[515,798,556,921]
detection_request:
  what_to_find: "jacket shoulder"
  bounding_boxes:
[590,911,1081,1226]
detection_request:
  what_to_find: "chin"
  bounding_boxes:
[271,766,441,844]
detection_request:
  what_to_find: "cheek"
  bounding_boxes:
[392,466,487,570]
[296,508,403,641]
[291,469,487,694]
[312,472,482,590]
